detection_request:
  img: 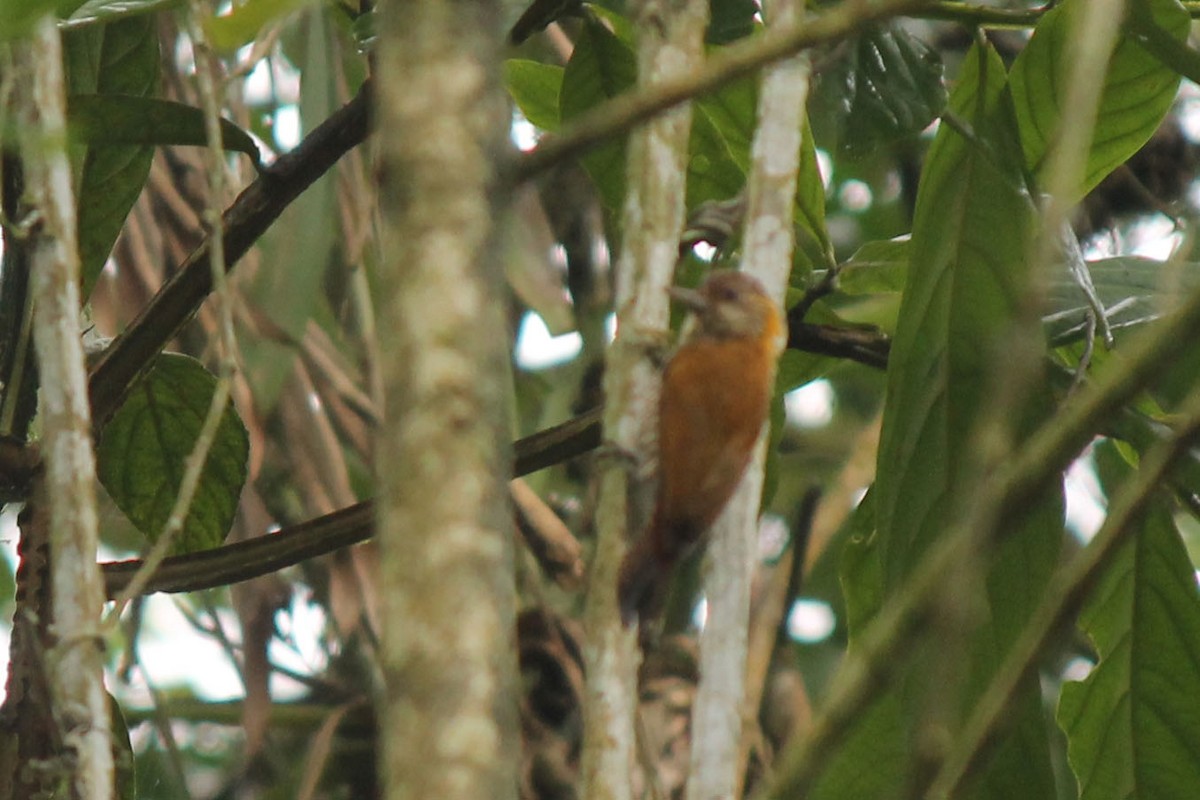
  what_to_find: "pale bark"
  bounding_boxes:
[687,0,808,795]
[9,17,113,800]
[373,0,518,798]
[580,0,709,798]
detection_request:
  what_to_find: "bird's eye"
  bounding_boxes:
[717,285,739,302]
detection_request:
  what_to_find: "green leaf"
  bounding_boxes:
[63,16,159,299]
[793,114,835,278]
[877,40,1043,580]
[692,76,833,279]
[349,7,376,52]
[249,8,335,340]
[68,95,261,162]
[809,23,946,158]
[1045,256,1200,346]
[706,0,758,45]
[1009,0,1187,200]
[241,9,339,406]
[836,237,910,295]
[505,59,563,132]
[97,353,249,555]
[810,492,911,800]
[205,0,313,52]
[1058,502,1200,800]
[1128,5,1200,84]
[0,0,60,40]
[61,0,180,29]
[871,40,1060,795]
[838,490,881,638]
[560,15,636,211]
[837,244,1200,347]
[689,94,754,210]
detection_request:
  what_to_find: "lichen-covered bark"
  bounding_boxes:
[580,1,709,798]
[8,18,113,800]
[372,1,518,798]
[687,0,809,796]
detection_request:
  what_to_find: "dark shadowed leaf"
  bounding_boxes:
[810,23,946,158]
[706,0,758,45]
[67,95,260,161]
[842,41,1060,798]
[64,16,159,298]
[62,0,180,28]
[97,354,249,555]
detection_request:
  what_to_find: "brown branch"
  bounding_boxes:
[87,80,372,431]
[100,406,603,597]
[507,0,931,184]
[97,319,890,599]
[789,322,891,370]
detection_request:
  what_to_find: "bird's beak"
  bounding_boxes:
[667,285,709,314]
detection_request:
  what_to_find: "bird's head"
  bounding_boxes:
[668,270,784,348]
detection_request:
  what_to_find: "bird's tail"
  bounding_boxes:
[617,534,668,627]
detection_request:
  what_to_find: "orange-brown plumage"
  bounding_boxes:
[618,270,786,626]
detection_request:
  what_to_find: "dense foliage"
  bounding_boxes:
[2,0,1200,798]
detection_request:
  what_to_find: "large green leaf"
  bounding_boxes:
[1045,256,1200,346]
[1057,500,1200,800]
[806,494,911,799]
[64,15,159,298]
[876,41,1048,583]
[505,59,563,132]
[62,0,180,29]
[809,23,946,158]
[864,41,1061,797]
[1009,0,1187,201]
[67,96,260,162]
[838,241,1200,348]
[97,353,249,555]
[559,14,635,211]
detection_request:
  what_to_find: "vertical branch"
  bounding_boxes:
[687,0,808,797]
[580,0,709,797]
[10,17,113,800]
[372,0,519,798]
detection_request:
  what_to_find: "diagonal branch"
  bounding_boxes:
[508,0,931,184]
[87,80,372,430]
[100,406,602,597]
